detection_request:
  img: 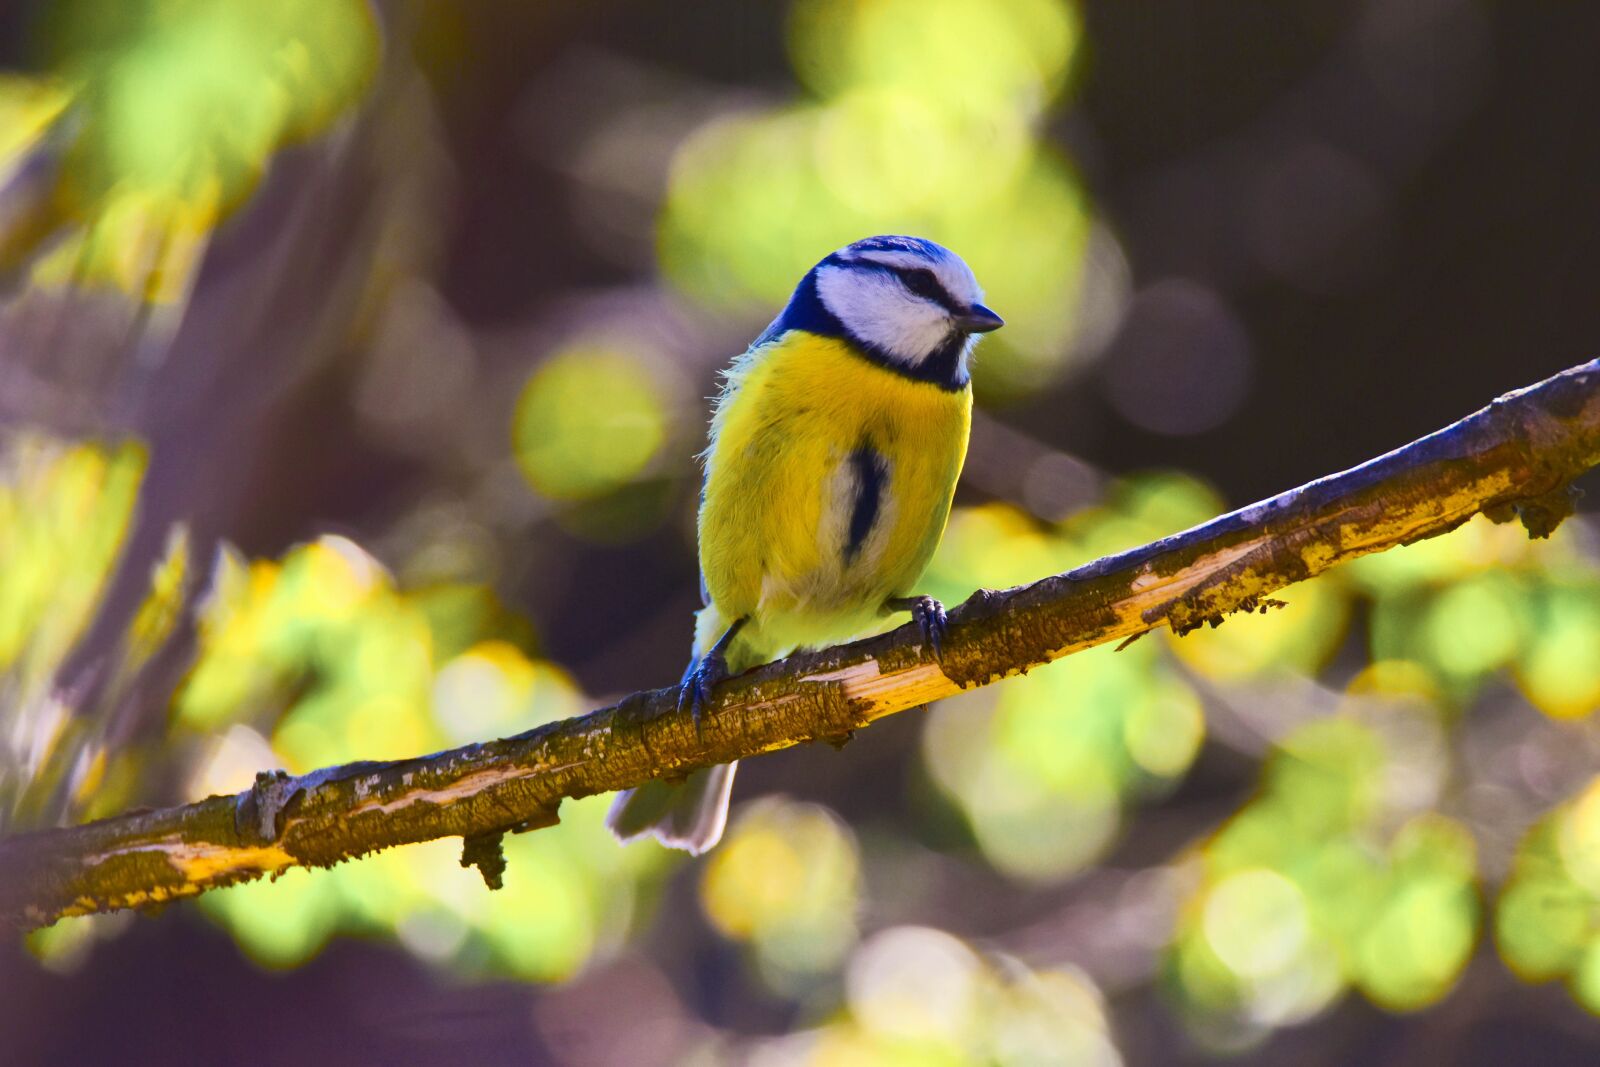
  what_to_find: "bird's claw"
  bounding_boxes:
[892,595,948,658]
[678,654,728,734]
[677,616,747,737]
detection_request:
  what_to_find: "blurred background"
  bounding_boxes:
[3,1,1600,1063]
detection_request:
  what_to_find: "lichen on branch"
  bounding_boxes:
[4,359,1600,931]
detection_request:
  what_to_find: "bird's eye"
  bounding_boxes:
[901,268,944,302]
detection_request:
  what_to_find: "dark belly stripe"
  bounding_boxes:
[845,445,888,564]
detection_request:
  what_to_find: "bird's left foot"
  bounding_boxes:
[887,595,948,658]
[679,615,749,734]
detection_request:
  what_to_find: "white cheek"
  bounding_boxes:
[816,266,951,366]
[875,309,956,367]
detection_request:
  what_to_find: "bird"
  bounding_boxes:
[606,235,1003,853]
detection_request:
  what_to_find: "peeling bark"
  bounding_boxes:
[4,360,1600,930]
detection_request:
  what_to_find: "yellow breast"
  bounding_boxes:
[697,331,971,661]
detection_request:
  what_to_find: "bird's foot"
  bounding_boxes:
[887,595,948,658]
[678,648,731,734]
[678,616,748,735]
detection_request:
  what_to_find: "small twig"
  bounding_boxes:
[460,832,508,891]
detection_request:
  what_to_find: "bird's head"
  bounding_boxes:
[764,235,1003,389]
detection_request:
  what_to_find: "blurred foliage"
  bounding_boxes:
[922,474,1348,883]
[922,477,1217,882]
[178,537,434,763]
[0,435,148,830]
[1170,714,1477,1044]
[1351,510,1600,716]
[1498,777,1600,1011]
[13,511,674,979]
[1,0,378,301]
[0,438,677,984]
[200,796,665,982]
[169,534,679,978]
[0,435,144,694]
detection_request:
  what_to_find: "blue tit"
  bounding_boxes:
[606,235,1003,853]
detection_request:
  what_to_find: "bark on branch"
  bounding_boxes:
[6,360,1600,930]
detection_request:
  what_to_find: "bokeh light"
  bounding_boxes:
[513,344,672,502]
[701,798,861,988]
[1353,513,1600,717]
[176,547,673,978]
[747,926,1123,1066]
[921,473,1222,882]
[1170,705,1479,1040]
[1497,775,1600,1013]
[1102,280,1254,437]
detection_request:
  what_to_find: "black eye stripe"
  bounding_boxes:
[896,267,958,310]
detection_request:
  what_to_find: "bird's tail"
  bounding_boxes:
[605,761,737,855]
[608,606,742,853]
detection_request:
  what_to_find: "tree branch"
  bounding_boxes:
[5,360,1600,930]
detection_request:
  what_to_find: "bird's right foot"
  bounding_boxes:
[886,595,949,658]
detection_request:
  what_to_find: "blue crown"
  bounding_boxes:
[836,235,951,263]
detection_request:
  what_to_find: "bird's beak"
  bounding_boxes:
[955,304,1004,334]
